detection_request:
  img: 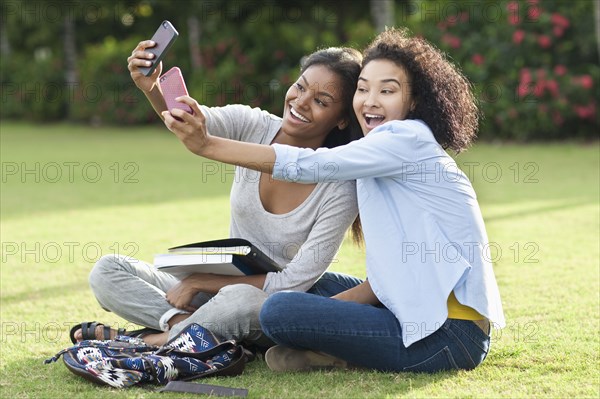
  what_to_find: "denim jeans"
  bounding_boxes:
[260,273,491,373]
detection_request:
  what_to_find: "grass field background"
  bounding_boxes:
[1,121,598,398]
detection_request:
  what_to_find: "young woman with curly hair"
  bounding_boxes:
[162,27,505,373]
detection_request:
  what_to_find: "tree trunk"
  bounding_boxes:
[370,0,395,32]
[63,14,78,120]
[595,0,600,63]
[0,14,11,56]
[188,16,202,69]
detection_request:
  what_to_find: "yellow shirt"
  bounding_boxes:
[447,291,484,320]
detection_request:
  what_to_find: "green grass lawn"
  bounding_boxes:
[1,121,598,398]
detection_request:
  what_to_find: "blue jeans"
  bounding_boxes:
[260,273,491,373]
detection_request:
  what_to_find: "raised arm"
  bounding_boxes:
[163,96,277,171]
[164,97,436,184]
[127,40,168,120]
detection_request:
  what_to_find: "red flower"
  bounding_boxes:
[574,103,596,120]
[442,34,461,49]
[446,14,459,26]
[545,79,559,98]
[537,35,552,49]
[471,54,485,65]
[507,1,519,12]
[520,68,532,84]
[527,5,542,21]
[551,13,570,28]
[553,26,565,38]
[517,83,530,98]
[513,30,526,45]
[554,65,567,76]
[533,82,545,97]
[578,75,594,90]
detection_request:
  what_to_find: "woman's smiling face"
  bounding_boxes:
[353,59,415,135]
[281,64,348,144]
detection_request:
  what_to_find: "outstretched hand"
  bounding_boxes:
[162,96,210,156]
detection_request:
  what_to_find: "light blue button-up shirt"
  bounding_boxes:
[272,119,505,347]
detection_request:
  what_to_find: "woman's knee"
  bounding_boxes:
[216,284,268,315]
[259,291,304,330]
[88,254,123,289]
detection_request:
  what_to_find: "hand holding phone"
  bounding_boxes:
[160,67,194,120]
[138,20,179,77]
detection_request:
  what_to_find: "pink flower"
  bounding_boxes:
[508,14,520,25]
[442,34,461,49]
[545,79,559,98]
[520,68,532,83]
[507,1,519,12]
[460,12,469,22]
[551,13,570,28]
[517,83,530,98]
[527,5,542,21]
[513,30,526,45]
[471,54,485,65]
[554,65,567,76]
[574,103,596,120]
[537,35,552,49]
[533,82,545,97]
[553,26,564,38]
[578,75,594,90]
[446,14,459,26]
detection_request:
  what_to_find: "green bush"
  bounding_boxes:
[71,36,158,125]
[402,0,599,140]
[2,0,597,140]
[0,53,65,121]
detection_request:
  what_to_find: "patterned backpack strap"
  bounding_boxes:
[45,338,160,388]
[155,323,248,380]
[45,323,248,388]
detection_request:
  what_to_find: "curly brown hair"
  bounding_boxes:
[362,28,480,153]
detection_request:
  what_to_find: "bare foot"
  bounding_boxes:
[72,324,117,342]
[141,331,169,346]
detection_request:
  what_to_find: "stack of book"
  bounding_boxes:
[154,238,282,279]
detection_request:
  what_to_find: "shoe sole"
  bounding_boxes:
[265,346,347,372]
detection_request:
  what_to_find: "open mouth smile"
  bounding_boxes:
[364,113,385,129]
[290,106,310,123]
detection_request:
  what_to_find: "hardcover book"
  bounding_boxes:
[154,238,282,279]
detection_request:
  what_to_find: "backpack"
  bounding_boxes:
[45,323,248,389]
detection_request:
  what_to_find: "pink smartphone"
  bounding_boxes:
[159,66,193,119]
